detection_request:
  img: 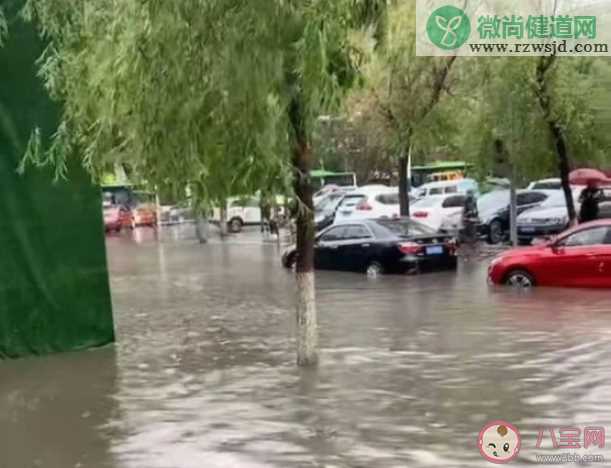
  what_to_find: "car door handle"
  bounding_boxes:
[361,243,371,248]
[328,245,339,250]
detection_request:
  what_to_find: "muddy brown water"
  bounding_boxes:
[2,226,611,467]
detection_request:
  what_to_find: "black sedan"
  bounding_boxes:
[477,190,554,244]
[281,219,457,275]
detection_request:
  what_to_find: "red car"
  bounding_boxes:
[103,202,132,233]
[488,220,611,288]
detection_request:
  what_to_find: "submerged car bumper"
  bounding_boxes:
[399,252,457,272]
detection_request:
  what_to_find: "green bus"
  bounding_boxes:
[310,170,357,190]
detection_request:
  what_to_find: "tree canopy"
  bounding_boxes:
[23,0,386,207]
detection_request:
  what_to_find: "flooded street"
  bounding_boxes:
[2,227,611,467]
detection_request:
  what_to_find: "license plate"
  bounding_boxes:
[520,227,535,233]
[426,245,444,255]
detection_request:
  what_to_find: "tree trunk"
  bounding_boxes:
[551,125,576,224]
[398,154,410,217]
[195,214,209,244]
[219,205,228,238]
[535,56,577,223]
[290,98,318,367]
[509,182,518,247]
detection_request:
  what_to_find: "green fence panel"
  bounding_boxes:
[0,1,115,359]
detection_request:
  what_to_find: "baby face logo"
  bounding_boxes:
[478,420,521,464]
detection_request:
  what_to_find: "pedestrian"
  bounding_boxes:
[462,189,479,240]
[260,199,272,238]
[579,179,603,223]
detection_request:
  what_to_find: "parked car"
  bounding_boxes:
[526,178,562,190]
[161,199,195,225]
[333,186,406,224]
[410,194,467,231]
[281,218,457,275]
[478,190,553,244]
[516,189,583,244]
[488,219,611,288]
[103,201,132,233]
[314,190,350,232]
[131,191,157,227]
[313,184,343,206]
[412,178,479,199]
[211,196,261,233]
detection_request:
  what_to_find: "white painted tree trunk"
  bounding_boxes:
[296,271,318,366]
[220,206,228,238]
[195,215,209,244]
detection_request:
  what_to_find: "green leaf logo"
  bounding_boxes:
[427,5,471,50]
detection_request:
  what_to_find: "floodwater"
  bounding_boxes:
[2,226,611,468]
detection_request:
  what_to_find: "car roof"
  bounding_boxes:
[531,178,561,184]
[351,185,397,195]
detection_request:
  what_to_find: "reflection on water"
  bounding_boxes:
[2,228,611,467]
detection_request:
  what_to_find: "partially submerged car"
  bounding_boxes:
[282,218,457,276]
[488,219,611,288]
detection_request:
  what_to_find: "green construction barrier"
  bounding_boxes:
[0,2,115,358]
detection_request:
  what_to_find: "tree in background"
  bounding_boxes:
[24,0,386,366]
[361,1,456,216]
[456,56,611,221]
[312,99,396,185]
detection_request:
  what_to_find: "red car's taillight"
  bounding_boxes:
[356,200,373,211]
[399,242,423,255]
[412,211,429,218]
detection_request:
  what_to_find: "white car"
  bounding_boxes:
[516,188,584,244]
[334,186,404,223]
[410,194,467,231]
[412,178,479,199]
[526,178,562,190]
[212,196,261,233]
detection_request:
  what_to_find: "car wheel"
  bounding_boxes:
[228,218,243,233]
[505,269,536,288]
[366,261,384,278]
[114,227,121,234]
[488,220,504,244]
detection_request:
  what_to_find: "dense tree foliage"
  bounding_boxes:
[24,0,386,366]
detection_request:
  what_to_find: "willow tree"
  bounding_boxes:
[25,0,386,366]
[363,1,455,216]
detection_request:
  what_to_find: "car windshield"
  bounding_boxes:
[316,193,343,212]
[339,194,365,208]
[375,219,437,237]
[539,191,569,207]
[478,191,509,213]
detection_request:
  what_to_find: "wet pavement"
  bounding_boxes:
[2,225,611,467]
